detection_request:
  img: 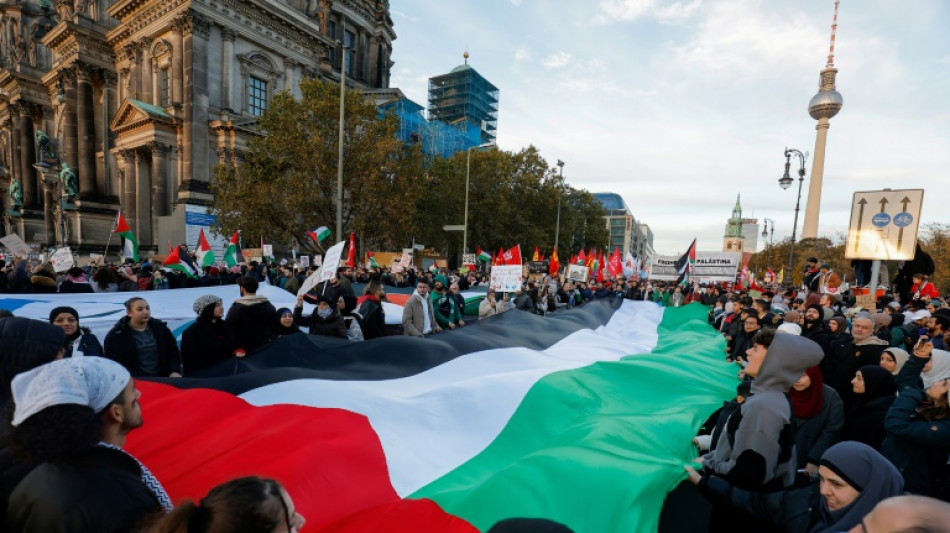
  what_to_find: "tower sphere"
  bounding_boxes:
[808,89,843,120]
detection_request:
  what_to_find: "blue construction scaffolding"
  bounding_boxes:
[427,62,499,145]
[380,98,482,159]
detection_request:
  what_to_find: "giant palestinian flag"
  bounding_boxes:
[122,301,736,532]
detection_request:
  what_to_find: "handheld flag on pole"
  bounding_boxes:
[549,247,560,276]
[346,232,356,268]
[224,231,241,268]
[197,229,215,268]
[163,245,199,278]
[476,247,491,263]
[308,226,331,244]
[113,212,139,262]
[674,238,697,286]
[502,245,522,266]
[532,247,540,262]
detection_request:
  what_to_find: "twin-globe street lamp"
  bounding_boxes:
[761,218,775,246]
[779,148,807,286]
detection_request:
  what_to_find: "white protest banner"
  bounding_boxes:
[262,244,273,257]
[490,265,523,292]
[0,234,32,258]
[297,265,323,297]
[462,253,477,265]
[566,264,590,283]
[299,256,310,267]
[50,247,74,272]
[314,255,323,267]
[648,252,741,282]
[318,241,345,283]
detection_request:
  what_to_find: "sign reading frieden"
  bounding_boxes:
[648,252,740,282]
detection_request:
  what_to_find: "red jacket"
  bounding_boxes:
[911,281,940,300]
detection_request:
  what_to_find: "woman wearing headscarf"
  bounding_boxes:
[271,308,302,338]
[48,306,103,358]
[920,348,950,390]
[790,366,844,473]
[294,294,348,338]
[884,339,950,496]
[180,295,235,375]
[842,365,897,450]
[687,441,904,533]
[880,347,910,377]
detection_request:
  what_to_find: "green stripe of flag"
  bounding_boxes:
[412,304,738,532]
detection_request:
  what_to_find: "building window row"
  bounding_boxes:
[248,76,268,116]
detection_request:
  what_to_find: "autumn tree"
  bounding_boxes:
[412,145,608,261]
[919,223,950,294]
[210,79,426,252]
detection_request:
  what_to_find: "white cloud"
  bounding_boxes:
[510,0,523,5]
[390,10,418,23]
[591,0,702,24]
[514,47,532,62]
[542,51,572,69]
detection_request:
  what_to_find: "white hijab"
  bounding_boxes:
[922,349,950,389]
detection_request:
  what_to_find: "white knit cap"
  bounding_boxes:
[777,323,802,336]
[11,357,131,427]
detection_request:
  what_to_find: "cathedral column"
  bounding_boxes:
[134,149,152,247]
[100,71,116,196]
[10,113,22,210]
[181,13,211,184]
[221,27,235,110]
[141,41,153,104]
[17,103,38,208]
[283,58,295,92]
[149,141,168,217]
[62,69,79,179]
[76,64,98,198]
[117,149,136,233]
[171,21,184,107]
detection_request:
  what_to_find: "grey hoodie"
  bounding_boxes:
[705,334,824,490]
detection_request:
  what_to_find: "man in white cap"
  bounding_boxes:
[4,357,171,532]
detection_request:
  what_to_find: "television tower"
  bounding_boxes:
[802,0,843,239]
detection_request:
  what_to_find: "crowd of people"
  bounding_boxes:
[1,247,950,532]
[684,254,950,532]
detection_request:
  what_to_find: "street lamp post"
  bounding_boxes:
[335,21,348,243]
[462,141,494,256]
[779,148,807,286]
[554,159,564,251]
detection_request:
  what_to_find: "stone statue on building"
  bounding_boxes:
[59,162,78,199]
[9,178,22,210]
[34,130,56,163]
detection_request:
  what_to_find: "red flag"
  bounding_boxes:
[549,247,560,276]
[598,250,606,278]
[502,245,522,265]
[596,256,605,283]
[347,232,356,268]
[539,252,545,261]
[532,246,540,262]
[585,249,595,269]
[496,247,504,266]
[577,249,586,266]
[608,247,623,277]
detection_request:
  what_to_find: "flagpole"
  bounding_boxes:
[101,210,119,263]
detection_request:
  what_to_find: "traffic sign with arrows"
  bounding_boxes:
[845,189,924,260]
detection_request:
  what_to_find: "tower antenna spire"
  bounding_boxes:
[826,0,841,68]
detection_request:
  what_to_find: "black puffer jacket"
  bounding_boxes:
[225,294,278,353]
[4,446,161,532]
[103,317,181,377]
[357,296,386,340]
[180,318,235,375]
[293,306,348,338]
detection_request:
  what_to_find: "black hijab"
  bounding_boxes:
[815,441,903,533]
[857,365,897,402]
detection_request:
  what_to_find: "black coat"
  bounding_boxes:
[358,298,386,340]
[103,317,181,377]
[4,446,161,532]
[842,395,895,451]
[225,296,278,353]
[180,318,235,375]
[293,306,348,338]
[57,280,94,293]
[64,328,103,358]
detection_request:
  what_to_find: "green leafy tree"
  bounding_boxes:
[413,145,608,261]
[210,79,426,252]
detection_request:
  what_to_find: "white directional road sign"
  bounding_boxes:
[845,189,924,260]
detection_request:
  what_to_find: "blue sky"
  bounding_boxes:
[389,0,950,255]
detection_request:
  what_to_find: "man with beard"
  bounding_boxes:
[4,357,171,531]
[801,304,834,373]
[830,316,889,403]
[928,314,950,350]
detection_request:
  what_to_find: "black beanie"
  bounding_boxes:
[48,306,79,325]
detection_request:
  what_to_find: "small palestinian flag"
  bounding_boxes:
[197,229,215,268]
[163,245,199,278]
[308,226,331,244]
[367,251,380,269]
[224,231,241,268]
[476,247,491,263]
[113,212,139,262]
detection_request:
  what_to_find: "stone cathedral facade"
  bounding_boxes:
[0,0,394,254]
